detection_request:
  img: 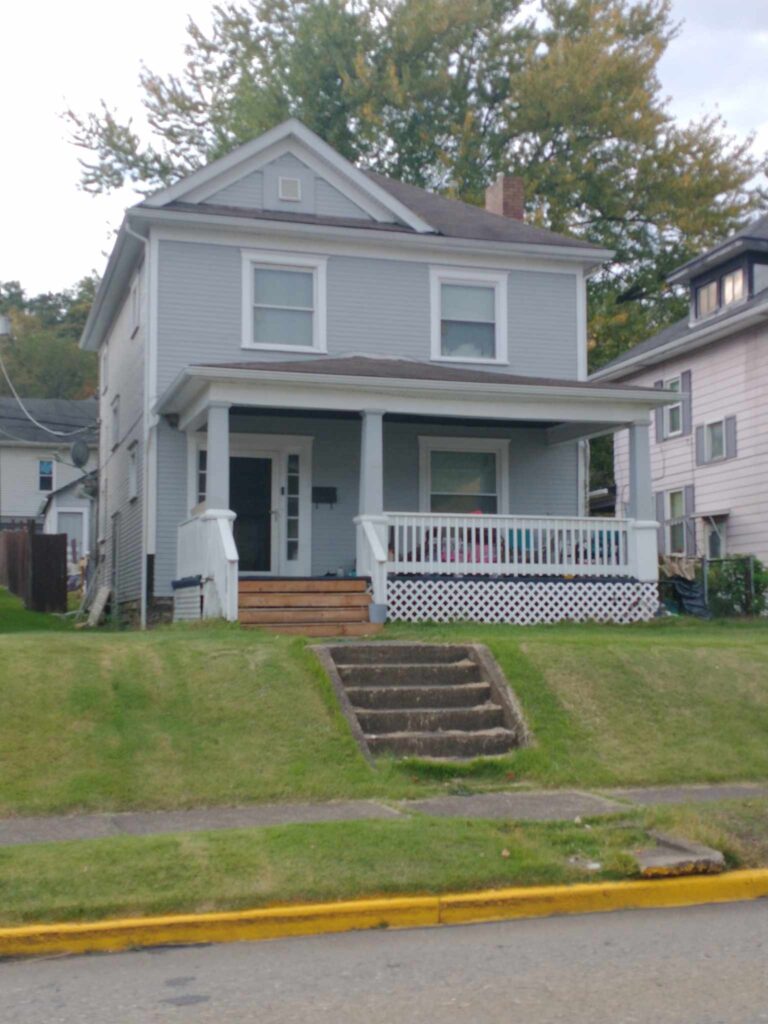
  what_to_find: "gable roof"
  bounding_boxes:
[668,212,768,285]
[591,286,768,381]
[0,398,98,445]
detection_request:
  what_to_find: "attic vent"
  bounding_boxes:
[278,176,302,202]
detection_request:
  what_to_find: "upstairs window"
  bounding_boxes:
[696,280,718,318]
[662,376,682,438]
[242,253,326,353]
[430,269,507,364]
[705,419,725,462]
[38,459,53,492]
[722,269,745,306]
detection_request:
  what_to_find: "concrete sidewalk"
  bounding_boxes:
[2,783,766,847]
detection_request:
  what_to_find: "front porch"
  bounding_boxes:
[161,356,670,631]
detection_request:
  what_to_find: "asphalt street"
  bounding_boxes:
[2,901,767,1023]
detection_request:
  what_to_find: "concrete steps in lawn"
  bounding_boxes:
[238,578,382,637]
[313,643,530,760]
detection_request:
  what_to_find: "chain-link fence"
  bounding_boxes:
[660,555,767,617]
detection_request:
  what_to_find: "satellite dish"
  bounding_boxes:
[71,439,90,468]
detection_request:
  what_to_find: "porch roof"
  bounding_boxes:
[156,355,677,437]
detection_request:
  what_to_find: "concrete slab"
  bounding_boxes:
[632,832,726,877]
[400,790,625,822]
[604,784,768,806]
[0,814,120,847]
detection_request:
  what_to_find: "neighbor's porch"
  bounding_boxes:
[159,359,670,628]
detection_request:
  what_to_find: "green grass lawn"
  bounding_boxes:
[1,799,766,926]
[1,587,768,815]
[0,585,71,632]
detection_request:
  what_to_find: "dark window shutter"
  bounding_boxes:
[653,380,664,441]
[725,415,737,459]
[655,491,665,553]
[695,425,705,466]
[684,484,696,556]
[681,369,692,436]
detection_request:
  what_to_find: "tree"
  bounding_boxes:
[67,0,766,371]
[0,279,98,400]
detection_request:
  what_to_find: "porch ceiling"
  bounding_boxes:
[155,355,677,435]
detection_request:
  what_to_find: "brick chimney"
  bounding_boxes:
[485,174,525,221]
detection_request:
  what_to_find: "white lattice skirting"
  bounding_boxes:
[387,577,659,625]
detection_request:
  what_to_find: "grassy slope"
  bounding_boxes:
[1,587,768,814]
[1,799,767,926]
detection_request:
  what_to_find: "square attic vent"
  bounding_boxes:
[278,176,302,202]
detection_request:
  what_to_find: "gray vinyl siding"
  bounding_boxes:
[99,264,146,603]
[315,179,372,220]
[207,171,264,209]
[152,413,579,591]
[156,240,579,395]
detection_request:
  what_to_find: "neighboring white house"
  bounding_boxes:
[0,398,98,563]
[81,118,675,631]
[41,469,97,573]
[592,213,768,563]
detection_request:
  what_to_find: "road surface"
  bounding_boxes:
[2,902,767,1023]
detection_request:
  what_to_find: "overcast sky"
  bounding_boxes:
[1,0,766,296]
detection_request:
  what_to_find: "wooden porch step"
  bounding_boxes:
[239,591,371,608]
[240,607,369,625]
[243,622,384,637]
[239,578,368,594]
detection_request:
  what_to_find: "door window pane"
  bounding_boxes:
[430,450,498,513]
[285,454,300,561]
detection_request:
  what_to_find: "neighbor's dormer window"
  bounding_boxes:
[430,268,508,364]
[722,269,745,306]
[696,280,718,318]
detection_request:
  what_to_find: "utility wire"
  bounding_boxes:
[0,347,93,437]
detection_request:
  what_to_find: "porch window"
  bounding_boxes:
[430,268,507,364]
[241,251,327,353]
[667,489,685,555]
[419,437,509,514]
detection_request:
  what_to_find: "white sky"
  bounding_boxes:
[1,0,766,296]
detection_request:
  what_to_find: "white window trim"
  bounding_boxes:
[429,267,508,366]
[241,250,327,354]
[38,457,55,493]
[704,417,726,463]
[662,375,682,439]
[278,176,302,202]
[417,436,510,513]
[666,488,686,555]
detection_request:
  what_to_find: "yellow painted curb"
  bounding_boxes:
[2,870,767,959]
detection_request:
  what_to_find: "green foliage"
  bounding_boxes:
[706,557,768,618]
[67,0,767,370]
[0,278,98,399]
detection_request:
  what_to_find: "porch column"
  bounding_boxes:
[356,410,387,619]
[627,420,653,521]
[206,402,231,509]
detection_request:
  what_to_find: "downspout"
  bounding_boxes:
[124,220,150,629]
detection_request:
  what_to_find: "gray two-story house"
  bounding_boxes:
[81,119,671,633]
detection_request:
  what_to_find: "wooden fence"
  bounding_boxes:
[0,524,67,613]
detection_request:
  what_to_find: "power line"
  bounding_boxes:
[0,348,93,437]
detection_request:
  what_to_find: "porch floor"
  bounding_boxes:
[238,578,382,637]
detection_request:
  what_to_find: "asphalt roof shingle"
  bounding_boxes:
[0,398,98,445]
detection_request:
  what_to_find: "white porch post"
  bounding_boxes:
[627,420,658,582]
[206,402,231,509]
[356,409,388,618]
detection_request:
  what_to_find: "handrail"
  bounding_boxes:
[177,508,239,620]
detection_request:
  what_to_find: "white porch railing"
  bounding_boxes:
[355,512,658,594]
[177,508,239,621]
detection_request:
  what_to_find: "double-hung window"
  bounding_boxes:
[705,419,725,462]
[662,376,682,438]
[722,269,745,306]
[696,280,718,319]
[667,489,685,555]
[241,252,326,353]
[419,438,509,514]
[430,269,507,364]
[38,459,53,492]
